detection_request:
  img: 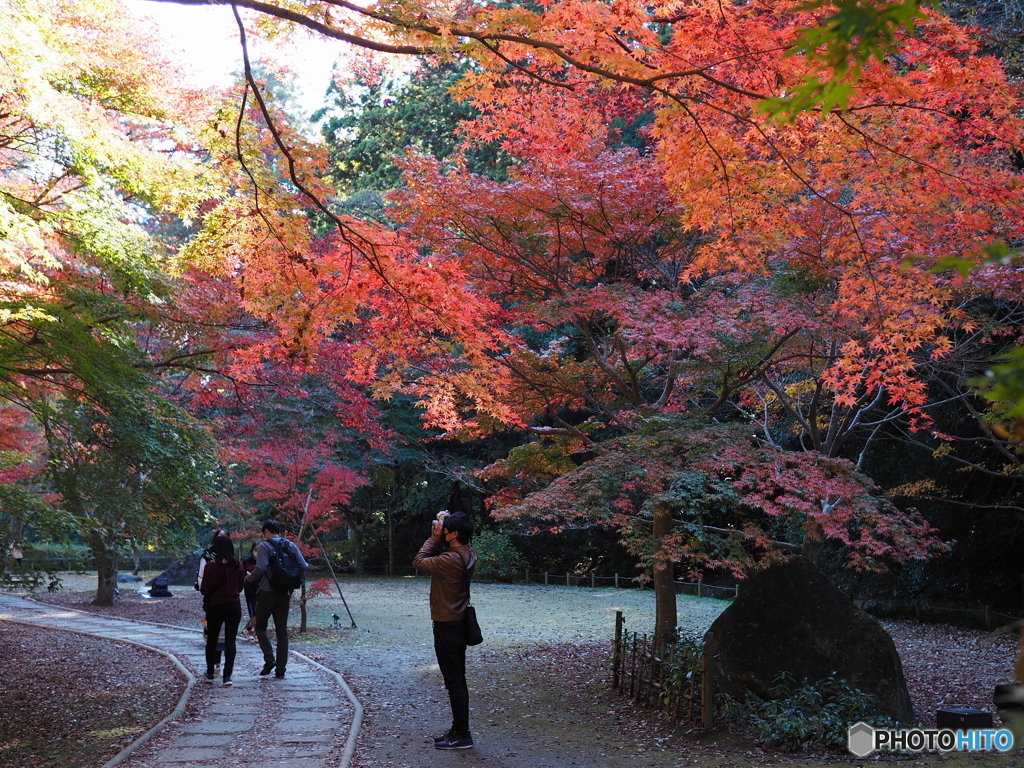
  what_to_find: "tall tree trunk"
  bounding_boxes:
[653,502,677,645]
[801,498,839,566]
[8,516,23,545]
[295,519,309,634]
[88,533,118,607]
[387,507,395,577]
[351,522,364,575]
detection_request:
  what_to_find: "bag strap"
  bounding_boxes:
[460,547,473,606]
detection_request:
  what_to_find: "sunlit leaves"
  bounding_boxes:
[762,0,926,118]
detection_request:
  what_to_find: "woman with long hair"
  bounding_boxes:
[199,534,245,686]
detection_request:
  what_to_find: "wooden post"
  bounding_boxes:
[734,582,739,598]
[524,570,530,584]
[613,610,624,689]
[629,634,638,698]
[544,571,549,585]
[701,632,715,729]
[658,641,666,710]
[615,573,620,588]
[697,578,703,598]
[592,572,596,588]
[638,634,648,703]
[567,572,571,587]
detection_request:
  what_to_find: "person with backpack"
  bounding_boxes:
[199,534,245,687]
[245,519,308,679]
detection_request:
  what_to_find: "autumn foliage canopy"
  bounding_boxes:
[2,0,1024,587]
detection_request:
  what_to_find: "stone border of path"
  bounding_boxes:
[6,597,365,768]
[292,650,364,767]
[99,640,197,768]
[0,614,198,768]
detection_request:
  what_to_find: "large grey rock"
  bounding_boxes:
[704,556,913,722]
[147,550,203,587]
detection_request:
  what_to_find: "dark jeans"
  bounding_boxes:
[254,589,291,672]
[433,619,469,735]
[205,602,241,680]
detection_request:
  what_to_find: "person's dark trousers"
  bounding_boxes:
[433,619,470,735]
[254,589,291,673]
[205,602,242,679]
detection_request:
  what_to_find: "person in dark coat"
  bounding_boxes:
[199,534,245,686]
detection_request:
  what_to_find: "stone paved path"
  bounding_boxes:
[0,593,361,768]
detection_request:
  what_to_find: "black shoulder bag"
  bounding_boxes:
[462,549,483,646]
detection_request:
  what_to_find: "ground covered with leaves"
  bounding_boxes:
[0,618,183,768]
[12,574,1024,767]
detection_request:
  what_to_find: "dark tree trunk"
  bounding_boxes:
[802,501,836,566]
[349,520,364,575]
[88,534,118,607]
[653,503,677,645]
[387,508,395,577]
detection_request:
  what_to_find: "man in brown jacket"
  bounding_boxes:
[412,510,478,750]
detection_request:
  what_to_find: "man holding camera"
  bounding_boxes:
[412,510,478,750]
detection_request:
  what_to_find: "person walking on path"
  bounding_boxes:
[197,527,229,674]
[246,519,307,679]
[412,510,478,750]
[199,533,245,686]
[241,543,259,639]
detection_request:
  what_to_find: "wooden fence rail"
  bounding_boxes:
[610,610,715,728]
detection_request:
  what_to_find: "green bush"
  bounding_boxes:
[724,672,897,752]
[472,530,526,582]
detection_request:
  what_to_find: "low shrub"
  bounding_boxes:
[724,672,897,752]
[472,530,526,582]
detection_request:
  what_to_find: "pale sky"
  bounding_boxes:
[124,0,340,119]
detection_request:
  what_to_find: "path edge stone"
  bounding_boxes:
[99,639,197,768]
[12,596,365,768]
[292,650,365,768]
[0,612,197,768]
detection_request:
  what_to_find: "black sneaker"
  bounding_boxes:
[434,728,456,745]
[202,672,215,683]
[274,672,285,679]
[435,731,473,750]
[259,662,276,676]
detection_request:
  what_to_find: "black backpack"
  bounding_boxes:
[266,538,305,591]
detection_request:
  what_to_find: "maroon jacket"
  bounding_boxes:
[199,558,245,607]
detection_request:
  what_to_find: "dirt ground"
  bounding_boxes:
[17,573,1024,767]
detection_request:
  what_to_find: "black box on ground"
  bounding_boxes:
[994,683,1024,711]
[936,708,993,730]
